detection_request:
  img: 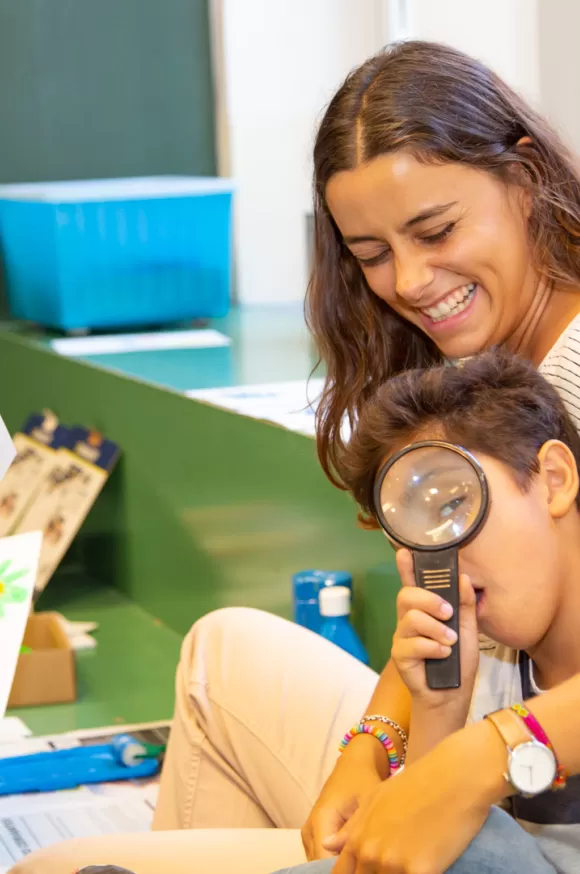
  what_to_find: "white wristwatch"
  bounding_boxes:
[486,709,557,797]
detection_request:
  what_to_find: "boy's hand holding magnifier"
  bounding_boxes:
[375,441,488,751]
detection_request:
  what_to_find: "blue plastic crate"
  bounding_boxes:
[0,176,235,331]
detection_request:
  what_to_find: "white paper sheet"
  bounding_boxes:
[51,328,231,357]
[0,417,16,483]
[0,783,157,872]
[0,718,31,746]
[58,616,99,651]
[0,532,43,718]
[187,378,325,437]
[0,721,170,872]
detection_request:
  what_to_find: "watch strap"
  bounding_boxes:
[486,708,534,752]
[486,708,533,795]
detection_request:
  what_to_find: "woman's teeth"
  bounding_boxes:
[422,283,476,323]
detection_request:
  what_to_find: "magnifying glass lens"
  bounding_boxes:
[378,446,483,548]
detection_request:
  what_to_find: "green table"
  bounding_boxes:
[0,305,399,734]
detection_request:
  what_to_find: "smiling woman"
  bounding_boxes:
[308,40,580,489]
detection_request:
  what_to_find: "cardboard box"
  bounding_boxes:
[8,612,76,708]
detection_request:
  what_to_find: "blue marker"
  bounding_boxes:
[0,734,164,795]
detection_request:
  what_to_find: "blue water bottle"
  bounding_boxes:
[319,585,369,664]
[293,570,353,633]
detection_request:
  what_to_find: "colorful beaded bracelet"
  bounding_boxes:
[360,714,408,766]
[511,703,567,790]
[339,722,400,775]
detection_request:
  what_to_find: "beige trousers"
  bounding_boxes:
[10,608,378,873]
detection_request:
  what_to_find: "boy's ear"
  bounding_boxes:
[537,440,579,518]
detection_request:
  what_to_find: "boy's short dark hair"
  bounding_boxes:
[76,867,137,873]
[340,348,580,524]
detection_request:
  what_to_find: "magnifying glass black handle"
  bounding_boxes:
[413,549,460,690]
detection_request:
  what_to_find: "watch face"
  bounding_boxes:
[510,742,557,795]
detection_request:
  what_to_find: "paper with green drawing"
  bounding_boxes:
[0,531,42,718]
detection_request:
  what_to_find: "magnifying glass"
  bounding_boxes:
[373,441,489,690]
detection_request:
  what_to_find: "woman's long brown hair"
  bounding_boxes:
[307,40,580,488]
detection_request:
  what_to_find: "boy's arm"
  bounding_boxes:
[391,568,480,764]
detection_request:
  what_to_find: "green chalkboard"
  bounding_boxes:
[0,0,216,183]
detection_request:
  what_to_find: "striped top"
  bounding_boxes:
[539,312,580,430]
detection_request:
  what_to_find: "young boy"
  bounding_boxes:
[277,349,580,874]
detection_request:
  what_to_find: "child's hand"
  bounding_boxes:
[392,549,479,719]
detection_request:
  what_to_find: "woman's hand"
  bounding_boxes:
[392,550,480,724]
[328,719,508,874]
[301,734,386,860]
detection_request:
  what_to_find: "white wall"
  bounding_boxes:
[390,0,580,154]
[387,0,540,105]
[537,0,580,151]
[211,0,386,305]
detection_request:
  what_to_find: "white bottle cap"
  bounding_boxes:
[319,585,351,617]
